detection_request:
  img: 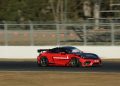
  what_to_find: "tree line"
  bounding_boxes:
[0,0,118,22]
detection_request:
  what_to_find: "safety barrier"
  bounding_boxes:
[0,46,120,59]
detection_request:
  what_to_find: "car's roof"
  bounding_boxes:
[59,46,75,48]
[52,46,76,50]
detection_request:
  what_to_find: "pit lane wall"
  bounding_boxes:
[0,46,120,59]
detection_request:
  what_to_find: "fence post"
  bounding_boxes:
[29,21,34,46]
[3,21,8,46]
[83,24,87,45]
[111,22,115,45]
[56,24,60,46]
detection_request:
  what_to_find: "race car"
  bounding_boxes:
[37,46,102,67]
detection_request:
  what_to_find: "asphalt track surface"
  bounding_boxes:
[0,60,120,72]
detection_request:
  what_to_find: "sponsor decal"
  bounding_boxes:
[53,56,69,60]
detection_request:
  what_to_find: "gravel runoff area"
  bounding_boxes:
[0,72,120,86]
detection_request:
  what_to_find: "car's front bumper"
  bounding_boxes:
[80,59,102,67]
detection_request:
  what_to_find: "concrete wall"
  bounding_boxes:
[0,46,120,59]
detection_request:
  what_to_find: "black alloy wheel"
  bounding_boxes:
[70,58,80,67]
[40,57,48,67]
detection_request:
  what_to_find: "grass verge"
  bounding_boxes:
[0,72,119,86]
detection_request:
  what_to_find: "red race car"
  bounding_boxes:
[37,46,102,67]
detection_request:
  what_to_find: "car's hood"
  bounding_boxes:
[79,53,99,59]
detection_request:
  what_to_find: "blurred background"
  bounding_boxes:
[0,0,120,46]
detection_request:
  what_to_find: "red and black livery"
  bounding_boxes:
[37,46,102,67]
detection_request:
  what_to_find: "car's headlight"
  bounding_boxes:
[94,60,99,62]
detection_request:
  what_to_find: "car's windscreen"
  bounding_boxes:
[71,49,82,54]
[63,47,82,54]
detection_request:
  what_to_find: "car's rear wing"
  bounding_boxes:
[37,49,49,53]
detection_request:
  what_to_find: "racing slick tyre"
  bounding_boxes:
[70,58,80,67]
[39,57,48,67]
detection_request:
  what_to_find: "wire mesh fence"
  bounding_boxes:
[0,20,120,46]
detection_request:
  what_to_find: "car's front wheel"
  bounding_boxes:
[39,57,48,67]
[70,58,80,67]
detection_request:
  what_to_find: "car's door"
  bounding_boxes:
[51,48,70,66]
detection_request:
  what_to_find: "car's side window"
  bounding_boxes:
[50,48,60,53]
[59,48,69,53]
[58,48,63,53]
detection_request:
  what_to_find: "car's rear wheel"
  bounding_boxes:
[70,58,80,67]
[40,57,48,67]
